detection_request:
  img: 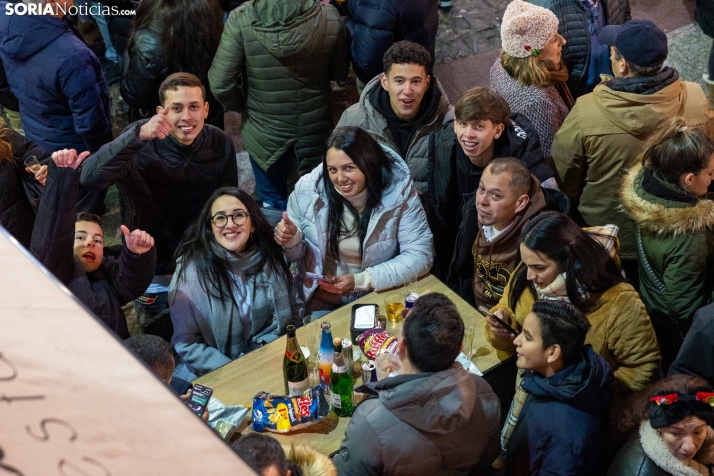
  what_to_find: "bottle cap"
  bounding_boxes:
[286,324,296,336]
[321,321,331,331]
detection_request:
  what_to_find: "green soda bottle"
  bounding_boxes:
[330,337,353,416]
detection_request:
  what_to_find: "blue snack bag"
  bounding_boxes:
[252,385,329,433]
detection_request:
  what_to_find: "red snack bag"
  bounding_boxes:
[357,328,398,360]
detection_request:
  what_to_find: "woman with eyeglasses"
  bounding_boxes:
[274,126,434,313]
[169,187,303,380]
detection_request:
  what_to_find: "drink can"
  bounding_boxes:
[342,338,354,374]
[405,292,420,309]
[362,360,377,383]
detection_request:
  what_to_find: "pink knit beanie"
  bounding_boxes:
[501,0,559,58]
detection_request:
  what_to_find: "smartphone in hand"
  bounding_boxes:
[186,384,212,416]
[306,272,334,284]
[476,306,519,336]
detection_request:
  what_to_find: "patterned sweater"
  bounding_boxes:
[489,58,569,156]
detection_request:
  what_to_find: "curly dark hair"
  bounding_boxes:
[383,40,432,75]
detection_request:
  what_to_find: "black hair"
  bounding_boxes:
[531,300,591,368]
[486,157,533,197]
[128,0,222,85]
[124,335,174,378]
[508,211,625,311]
[174,187,292,308]
[321,127,394,261]
[403,293,464,372]
[383,40,432,75]
[231,433,288,475]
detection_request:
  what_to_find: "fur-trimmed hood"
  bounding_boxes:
[620,163,714,236]
[639,420,714,475]
[284,444,337,476]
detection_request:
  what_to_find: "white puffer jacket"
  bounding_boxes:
[284,148,434,302]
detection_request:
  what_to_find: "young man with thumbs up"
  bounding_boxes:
[31,148,156,339]
[78,73,239,332]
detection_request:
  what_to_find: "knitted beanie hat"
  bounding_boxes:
[501,0,559,58]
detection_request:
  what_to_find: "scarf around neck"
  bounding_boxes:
[209,242,294,352]
[541,59,575,110]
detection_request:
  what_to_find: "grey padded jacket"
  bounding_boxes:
[284,148,434,303]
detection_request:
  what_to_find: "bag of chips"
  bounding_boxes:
[251,385,329,434]
[357,328,398,360]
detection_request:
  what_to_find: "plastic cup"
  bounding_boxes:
[384,293,405,323]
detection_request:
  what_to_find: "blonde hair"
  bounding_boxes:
[500,49,550,88]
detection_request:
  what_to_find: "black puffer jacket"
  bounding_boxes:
[120,22,224,127]
[0,129,50,249]
[426,113,555,281]
[30,162,156,339]
[669,302,714,386]
[347,0,438,84]
[79,121,238,275]
[530,0,630,95]
[0,58,18,111]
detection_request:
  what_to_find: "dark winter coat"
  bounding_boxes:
[346,0,438,84]
[101,0,137,59]
[208,0,350,174]
[0,58,18,111]
[529,0,631,95]
[620,164,714,370]
[119,21,224,127]
[333,363,501,476]
[696,0,714,38]
[30,162,156,339]
[447,180,568,307]
[0,129,50,249]
[506,345,614,476]
[0,6,113,154]
[79,121,238,275]
[670,302,714,387]
[426,113,555,280]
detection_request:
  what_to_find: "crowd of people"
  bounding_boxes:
[2,0,714,474]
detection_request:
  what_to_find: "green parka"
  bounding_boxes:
[620,163,714,367]
[208,0,349,174]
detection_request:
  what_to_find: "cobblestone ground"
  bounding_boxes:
[436,0,507,64]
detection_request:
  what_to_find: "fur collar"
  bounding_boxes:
[284,444,337,476]
[639,420,714,476]
[620,163,714,235]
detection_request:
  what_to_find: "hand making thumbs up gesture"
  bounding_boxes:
[274,211,299,247]
[139,104,173,141]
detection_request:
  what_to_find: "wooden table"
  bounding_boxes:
[194,274,508,455]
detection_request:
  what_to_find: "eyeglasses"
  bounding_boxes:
[211,211,250,228]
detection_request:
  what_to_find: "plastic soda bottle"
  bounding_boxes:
[318,321,334,385]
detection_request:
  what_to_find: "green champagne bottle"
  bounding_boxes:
[283,325,309,395]
[330,338,353,417]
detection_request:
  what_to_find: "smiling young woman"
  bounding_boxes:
[169,187,303,381]
[274,126,434,313]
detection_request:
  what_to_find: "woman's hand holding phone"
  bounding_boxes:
[318,274,356,295]
[485,308,519,338]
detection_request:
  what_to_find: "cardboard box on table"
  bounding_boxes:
[0,227,255,475]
